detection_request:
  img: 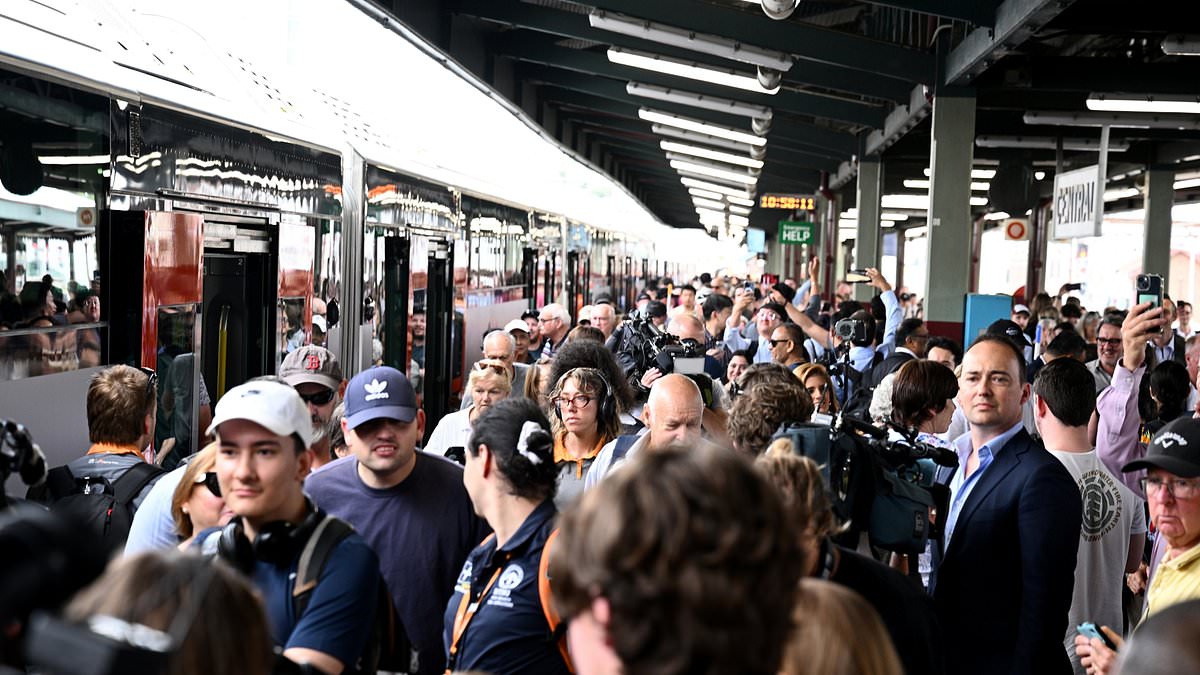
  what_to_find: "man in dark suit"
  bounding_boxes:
[867,317,928,387]
[932,334,1082,675]
[1147,298,1187,368]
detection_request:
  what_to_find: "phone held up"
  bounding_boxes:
[1136,273,1164,333]
[846,269,872,283]
[1077,622,1118,651]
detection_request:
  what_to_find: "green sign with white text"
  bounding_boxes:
[779,220,815,245]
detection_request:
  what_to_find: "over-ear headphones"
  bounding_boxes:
[552,367,615,423]
[217,499,325,573]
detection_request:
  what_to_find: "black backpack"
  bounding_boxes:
[839,351,885,422]
[36,462,163,555]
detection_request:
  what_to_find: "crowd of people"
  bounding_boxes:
[5,261,1200,675]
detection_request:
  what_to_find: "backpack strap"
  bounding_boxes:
[292,515,354,616]
[611,434,639,463]
[538,528,574,673]
[111,462,164,506]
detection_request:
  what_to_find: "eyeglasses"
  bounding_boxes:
[193,471,221,497]
[756,310,780,322]
[553,395,594,410]
[1141,475,1200,500]
[1097,338,1122,346]
[138,366,157,407]
[538,317,558,324]
[297,388,335,406]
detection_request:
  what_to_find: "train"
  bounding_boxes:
[0,0,740,486]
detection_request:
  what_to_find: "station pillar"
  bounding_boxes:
[1143,167,1174,285]
[854,156,882,302]
[923,93,976,339]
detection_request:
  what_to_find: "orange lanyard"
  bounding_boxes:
[445,555,510,674]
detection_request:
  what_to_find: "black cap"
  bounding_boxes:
[521,309,539,321]
[772,282,796,304]
[986,319,1026,347]
[1123,417,1200,478]
[645,301,668,319]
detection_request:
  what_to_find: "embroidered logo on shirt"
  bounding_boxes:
[364,378,389,401]
[486,564,524,609]
[454,561,473,594]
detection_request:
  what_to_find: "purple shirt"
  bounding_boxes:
[1095,363,1146,499]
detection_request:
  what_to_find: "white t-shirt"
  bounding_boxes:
[424,408,474,458]
[1047,449,1147,674]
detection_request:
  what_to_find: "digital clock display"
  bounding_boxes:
[759,194,815,210]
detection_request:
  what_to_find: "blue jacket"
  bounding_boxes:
[931,428,1082,675]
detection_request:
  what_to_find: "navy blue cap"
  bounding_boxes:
[344,366,418,429]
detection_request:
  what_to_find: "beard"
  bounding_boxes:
[311,417,330,444]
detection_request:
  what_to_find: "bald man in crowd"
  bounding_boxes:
[584,374,724,489]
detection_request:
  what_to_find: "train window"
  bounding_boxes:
[278,297,308,363]
[153,306,203,469]
[0,70,109,380]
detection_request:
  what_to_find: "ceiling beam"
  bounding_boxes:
[991,58,1200,95]
[495,36,886,127]
[581,0,934,83]
[943,0,1081,85]
[455,0,915,102]
[856,0,997,26]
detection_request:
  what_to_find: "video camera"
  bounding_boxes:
[2,418,48,505]
[612,310,716,406]
[772,413,957,555]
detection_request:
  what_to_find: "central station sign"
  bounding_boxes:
[1052,164,1103,240]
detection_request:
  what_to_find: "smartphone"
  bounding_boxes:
[846,269,871,283]
[1136,273,1164,333]
[1077,622,1117,651]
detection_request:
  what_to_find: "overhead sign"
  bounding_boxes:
[1004,218,1028,241]
[778,220,815,246]
[760,194,815,210]
[1052,164,1102,239]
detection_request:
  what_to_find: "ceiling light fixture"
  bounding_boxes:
[608,47,779,95]
[729,214,750,227]
[984,211,1011,221]
[589,10,794,72]
[729,205,752,216]
[1162,35,1200,56]
[1024,110,1200,130]
[640,108,767,146]
[670,155,761,178]
[881,194,988,210]
[673,162,760,186]
[975,136,1131,152]
[627,82,773,120]
[881,212,909,221]
[688,187,725,200]
[727,195,756,207]
[693,197,728,211]
[650,124,759,154]
[661,141,764,168]
[1087,93,1200,115]
[923,168,996,179]
[904,179,991,191]
[680,177,755,198]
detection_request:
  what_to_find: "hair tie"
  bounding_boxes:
[516,420,545,465]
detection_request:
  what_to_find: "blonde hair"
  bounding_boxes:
[794,363,839,413]
[468,358,512,393]
[782,579,904,675]
[171,443,219,540]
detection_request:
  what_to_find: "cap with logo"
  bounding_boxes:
[280,345,343,391]
[312,314,327,333]
[344,366,419,429]
[986,319,1028,347]
[1012,304,1031,316]
[1123,417,1200,478]
[504,318,531,335]
[206,380,314,448]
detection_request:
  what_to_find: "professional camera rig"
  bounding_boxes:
[612,310,716,405]
[773,411,958,555]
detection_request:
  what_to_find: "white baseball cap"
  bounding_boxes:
[206,380,314,448]
[504,318,531,334]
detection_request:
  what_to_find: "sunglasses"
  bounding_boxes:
[194,471,221,497]
[297,388,336,405]
[769,339,792,347]
[138,366,157,407]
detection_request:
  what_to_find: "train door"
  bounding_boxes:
[422,235,455,439]
[565,250,581,324]
[522,246,537,310]
[200,220,275,402]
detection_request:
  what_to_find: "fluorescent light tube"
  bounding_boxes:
[923,168,996,179]
[1087,93,1200,115]
[608,47,779,95]
[984,211,1011,221]
[688,188,725,200]
[651,124,759,154]
[673,160,759,185]
[661,140,764,168]
[1024,110,1200,130]
[975,135,1131,152]
[903,179,990,191]
[729,205,752,216]
[628,82,772,120]
[881,212,909,221]
[693,197,728,211]
[1175,178,1200,190]
[589,10,794,72]
[641,108,767,146]
[680,177,755,198]
[727,195,756,207]
[1104,187,1140,201]
[729,214,750,227]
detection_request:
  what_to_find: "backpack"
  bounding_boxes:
[291,517,413,674]
[36,462,163,555]
[839,350,885,423]
[610,434,640,464]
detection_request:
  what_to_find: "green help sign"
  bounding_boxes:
[778,220,814,245]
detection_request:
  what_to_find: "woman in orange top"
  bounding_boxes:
[548,367,620,509]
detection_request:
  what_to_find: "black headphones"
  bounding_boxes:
[217,499,325,573]
[552,367,616,422]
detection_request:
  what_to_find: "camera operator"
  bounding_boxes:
[637,314,730,446]
[605,301,668,378]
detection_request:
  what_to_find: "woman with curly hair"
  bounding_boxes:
[728,362,813,455]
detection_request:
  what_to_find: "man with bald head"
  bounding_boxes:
[583,374,724,490]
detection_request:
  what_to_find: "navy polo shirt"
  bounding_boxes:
[254,531,380,673]
[442,499,569,675]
